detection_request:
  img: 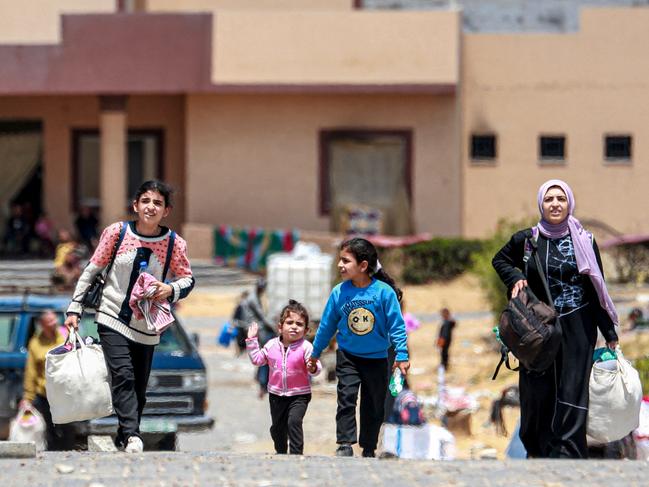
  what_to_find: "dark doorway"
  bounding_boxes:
[0,120,43,257]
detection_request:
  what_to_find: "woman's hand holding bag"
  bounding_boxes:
[587,348,642,444]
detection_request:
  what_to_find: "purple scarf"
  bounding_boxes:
[536,179,618,325]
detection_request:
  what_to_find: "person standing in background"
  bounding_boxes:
[437,308,456,371]
[238,278,275,398]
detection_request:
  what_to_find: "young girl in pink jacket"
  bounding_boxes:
[246,300,321,455]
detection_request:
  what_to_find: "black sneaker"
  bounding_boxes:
[362,449,375,458]
[336,444,354,457]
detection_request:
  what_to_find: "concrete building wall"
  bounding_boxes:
[210,11,459,85]
[146,0,353,11]
[185,93,460,236]
[462,7,649,237]
[0,0,114,44]
[0,95,185,232]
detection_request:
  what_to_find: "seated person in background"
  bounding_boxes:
[20,311,75,450]
[34,212,55,257]
[52,230,83,291]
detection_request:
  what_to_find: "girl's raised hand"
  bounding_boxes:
[247,322,259,339]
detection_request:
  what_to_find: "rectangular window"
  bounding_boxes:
[319,130,412,236]
[470,134,496,161]
[539,135,566,161]
[605,135,632,161]
[72,129,163,209]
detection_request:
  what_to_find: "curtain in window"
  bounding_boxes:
[0,132,42,237]
[329,136,412,236]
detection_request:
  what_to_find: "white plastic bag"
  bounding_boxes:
[381,423,455,460]
[45,330,113,424]
[9,404,46,450]
[587,350,642,443]
[633,398,649,460]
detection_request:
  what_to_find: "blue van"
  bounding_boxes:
[0,295,213,449]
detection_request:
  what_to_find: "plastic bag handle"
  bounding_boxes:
[66,327,86,350]
[611,346,631,388]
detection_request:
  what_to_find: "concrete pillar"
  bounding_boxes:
[99,95,128,227]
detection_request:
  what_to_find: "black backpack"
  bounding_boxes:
[492,231,562,379]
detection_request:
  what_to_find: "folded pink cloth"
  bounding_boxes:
[129,272,175,334]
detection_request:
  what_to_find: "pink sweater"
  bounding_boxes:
[68,221,194,345]
[246,337,322,397]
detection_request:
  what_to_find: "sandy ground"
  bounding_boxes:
[177,273,647,459]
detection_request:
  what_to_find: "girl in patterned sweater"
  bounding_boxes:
[65,180,195,453]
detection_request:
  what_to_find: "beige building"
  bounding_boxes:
[0,1,647,257]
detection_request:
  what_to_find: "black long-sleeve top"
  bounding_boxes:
[492,228,618,343]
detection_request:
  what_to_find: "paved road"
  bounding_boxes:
[3,452,649,486]
[4,318,649,485]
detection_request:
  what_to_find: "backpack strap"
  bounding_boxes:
[492,345,519,380]
[105,222,127,278]
[161,230,176,283]
[523,227,538,267]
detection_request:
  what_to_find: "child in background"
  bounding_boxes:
[308,237,410,458]
[437,308,456,370]
[246,300,321,455]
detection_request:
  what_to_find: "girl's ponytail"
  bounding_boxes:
[340,237,403,302]
[373,267,403,303]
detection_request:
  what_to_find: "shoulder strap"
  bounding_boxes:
[162,231,176,283]
[523,227,538,266]
[492,345,519,380]
[104,222,127,277]
[522,229,555,309]
[530,238,556,311]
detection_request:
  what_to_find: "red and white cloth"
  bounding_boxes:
[129,272,175,335]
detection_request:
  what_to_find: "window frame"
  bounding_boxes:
[318,129,413,216]
[538,134,567,165]
[604,134,633,164]
[470,133,497,163]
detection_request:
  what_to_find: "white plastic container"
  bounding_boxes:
[267,242,334,322]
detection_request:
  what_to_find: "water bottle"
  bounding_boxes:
[139,261,148,274]
[389,368,404,397]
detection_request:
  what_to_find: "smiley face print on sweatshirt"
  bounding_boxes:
[347,307,375,335]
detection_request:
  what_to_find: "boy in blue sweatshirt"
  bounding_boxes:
[308,238,409,458]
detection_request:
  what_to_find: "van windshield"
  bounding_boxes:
[79,315,191,355]
[0,313,17,351]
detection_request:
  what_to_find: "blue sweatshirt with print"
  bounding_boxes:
[311,279,409,362]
